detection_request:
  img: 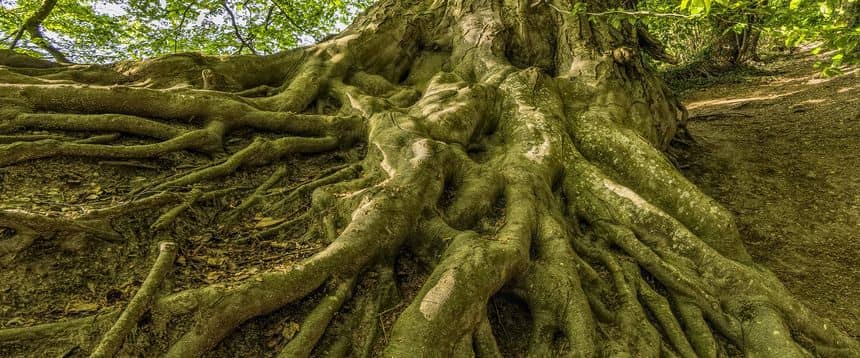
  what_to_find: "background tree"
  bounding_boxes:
[0,0,858,357]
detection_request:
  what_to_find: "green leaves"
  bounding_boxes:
[682,0,712,15]
[789,0,801,10]
[637,0,859,73]
[570,2,587,15]
[0,0,372,63]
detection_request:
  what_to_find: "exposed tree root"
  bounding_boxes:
[151,191,203,231]
[0,113,186,139]
[90,242,177,358]
[223,165,289,224]
[150,136,338,192]
[0,310,120,343]
[278,278,356,358]
[0,210,120,241]
[1,0,858,356]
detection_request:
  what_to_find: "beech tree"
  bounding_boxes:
[1,0,858,357]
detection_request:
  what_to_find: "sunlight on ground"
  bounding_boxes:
[686,92,801,110]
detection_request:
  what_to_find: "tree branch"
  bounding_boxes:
[173,3,194,53]
[8,0,70,63]
[222,0,257,55]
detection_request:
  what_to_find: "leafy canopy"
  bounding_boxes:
[0,0,372,63]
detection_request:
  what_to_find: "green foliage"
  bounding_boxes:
[568,0,858,74]
[642,0,857,73]
[0,0,371,63]
[775,0,859,74]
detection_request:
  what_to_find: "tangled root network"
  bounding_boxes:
[0,0,857,357]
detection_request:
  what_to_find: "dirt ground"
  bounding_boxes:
[0,141,364,356]
[676,51,860,338]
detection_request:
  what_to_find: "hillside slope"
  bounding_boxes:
[678,52,860,338]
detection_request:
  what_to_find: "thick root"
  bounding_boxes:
[90,242,177,358]
[1,0,857,356]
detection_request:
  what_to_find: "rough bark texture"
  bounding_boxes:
[0,0,858,357]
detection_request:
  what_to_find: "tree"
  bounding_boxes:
[0,0,858,356]
[702,4,765,69]
[1,0,371,63]
[5,0,70,63]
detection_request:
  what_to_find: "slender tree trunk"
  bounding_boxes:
[0,0,857,357]
[8,0,70,63]
[707,15,762,70]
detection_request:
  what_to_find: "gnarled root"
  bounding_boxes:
[1,0,857,356]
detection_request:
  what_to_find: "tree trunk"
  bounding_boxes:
[705,7,763,70]
[0,0,857,357]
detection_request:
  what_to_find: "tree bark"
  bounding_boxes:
[0,0,857,356]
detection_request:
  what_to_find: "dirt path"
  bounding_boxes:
[678,52,860,337]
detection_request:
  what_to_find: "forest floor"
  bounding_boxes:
[675,50,860,338]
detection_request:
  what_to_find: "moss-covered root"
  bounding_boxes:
[384,179,539,356]
[383,232,518,357]
[0,113,185,139]
[0,120,226,167]
[0,310,120,345]
[222,165,289,224]
[90,242,177,358]
[0,210,120,242]
[569,162,860,357]
[267,163,362,214]
[570,109,751,262]
[156,118,450,356]
[512,215,596,357]
[149,136,338,192]
[277,278,356,358]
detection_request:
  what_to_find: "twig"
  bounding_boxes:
[222,0,257,55]
[89,242,177,358]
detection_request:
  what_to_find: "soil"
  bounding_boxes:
[676,50,860,338]
[0,141,365,356]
